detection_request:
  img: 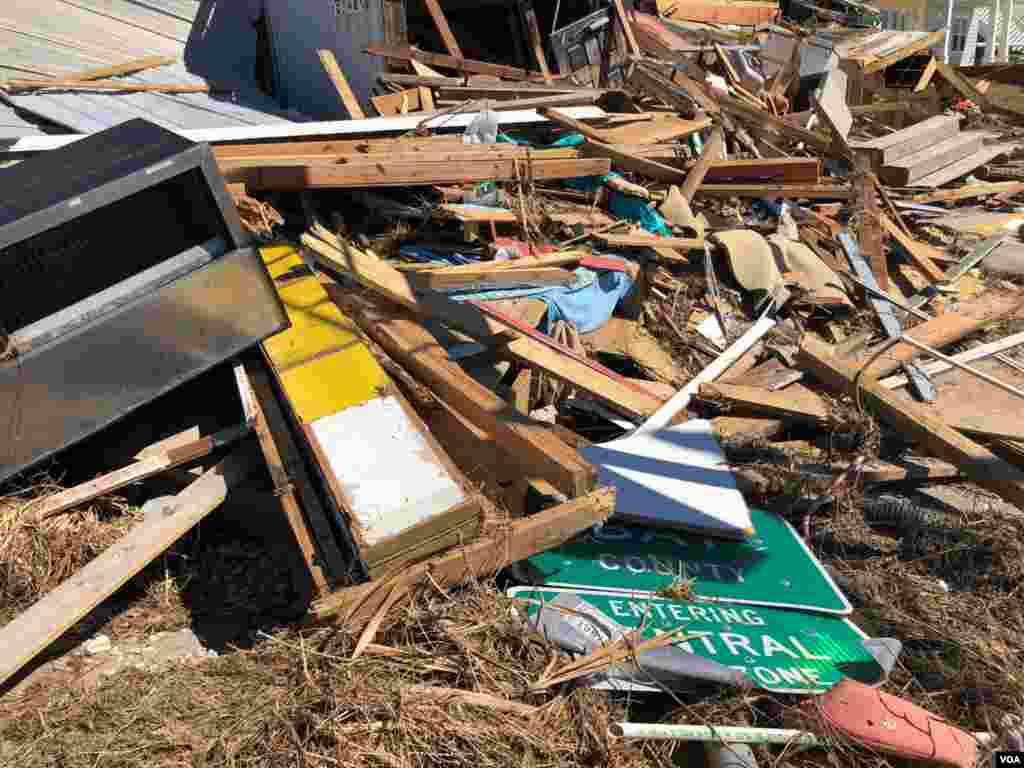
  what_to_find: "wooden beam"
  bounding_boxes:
[345,305,596,498]
[365,43,535,81]
[863,30,947,74]
[523,5,552,84]
[29,424,248,522]
[858,172,888,290]
[628,63,713,117]
[694,183,853,199]
[612,0,641,56]
[371,87,429,116]
[0,452,252,688]
[913,56,938,93]
[410,266,576,291]
[422,0,464,59]
[697,382,828,424]
[4,79,210,93]
[912,181,1024,204]
[596,233,704,249]
[798,336,1024,513]
[681,125,724,202]
[718,93,832,152]
[318,49,367,119]
[310,487,616,624]
[848,290,1024,378]
[66,55,175,82]
[234,158,611,189]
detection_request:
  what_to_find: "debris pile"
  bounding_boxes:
[2,2,1024,766]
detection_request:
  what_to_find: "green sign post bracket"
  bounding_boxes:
[510,586,884,695]
[523,507,852,615]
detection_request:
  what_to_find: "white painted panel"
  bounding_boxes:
[580,419,754,538]
[310,396,465,547]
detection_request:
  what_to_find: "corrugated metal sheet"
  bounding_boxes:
[0,0,294,133]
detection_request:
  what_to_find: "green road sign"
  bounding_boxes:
[523,507,852,615]
[510,586,884,694]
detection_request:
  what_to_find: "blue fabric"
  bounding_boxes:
[399,246,476,266]
[446,263,635,334]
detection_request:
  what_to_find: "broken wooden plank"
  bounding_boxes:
[613,0,641,56]
[934,61,989,108]
[423,0,464,59]
[3,79,210,93]
[343,303,596,498]
[880,331,1024,389]
[694,183,853,199]
[371,87,429,116]
[318,50,367,119]
[29,423,249,522]
[798,336,1024,513]
[876,211,947,283]
[849,290,1024,378]
[911,145,1015,188]
[65,55,176,82]
[628,63,715,117]
[402,685,539,716]
[859,173,888,290]
[365,43,534,80]
[310,486,616,625]
[233,158,611,190]
[863,30,946,74]
[0,451,252,688]
[913,56,938,93]
[596,233,704,249]
[912,181,1024,204]
[523,5,552,84]
[681,126,724,202]
[711,416,786,441]
[410,266,576,291]
[698,382,829,424]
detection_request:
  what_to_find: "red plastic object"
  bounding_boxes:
[805,679,978,768]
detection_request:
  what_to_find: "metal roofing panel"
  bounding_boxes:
[7,62,292,132]
[0,0,293,133]
[0,101,44,138]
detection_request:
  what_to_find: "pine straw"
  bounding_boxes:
[0,582,653,768]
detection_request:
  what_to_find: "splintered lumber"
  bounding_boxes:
[878,331,1024,389]
[308,236,659,419]
[65,55,175,82]
[539,107,686,182]
[596,233,704,250]
[933,61,989,109]
[913,181,1024,204]
[912,145,1012,188]
[612,0,641,56]
[697,382,829,424]
[29,424,249,522]
[681,126,724,202]
[0,452,251,688]
[863,30,946,74]
[371,87,431,116]
[402,685,540,716]
[859,173,888,290]
[628,64,713,118]
[798,336,1024,513]
[318,50,367,119]
[347,306,596,498]
[694,184,853,199]
[310,486,616,624]
[718,94,832,153]
[411,266,576,291]
[849,290,1024,378]
[878,132,986,187]
[234,158,611,190]
[698,158,820,184]
[914,57,938,92]
[365,43,534,80]
[599,116,712,144]
[711,416,786,441]
[876,212,946,282]
[422,0,463,59]
[3,79,210,92]
[523,5,553,83]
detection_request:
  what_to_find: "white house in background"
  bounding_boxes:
[875,0,1023,63]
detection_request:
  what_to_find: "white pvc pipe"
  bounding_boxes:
[636,314,777,435]
[609,723,996,745]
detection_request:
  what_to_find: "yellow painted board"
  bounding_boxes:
[260,246,389,424]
